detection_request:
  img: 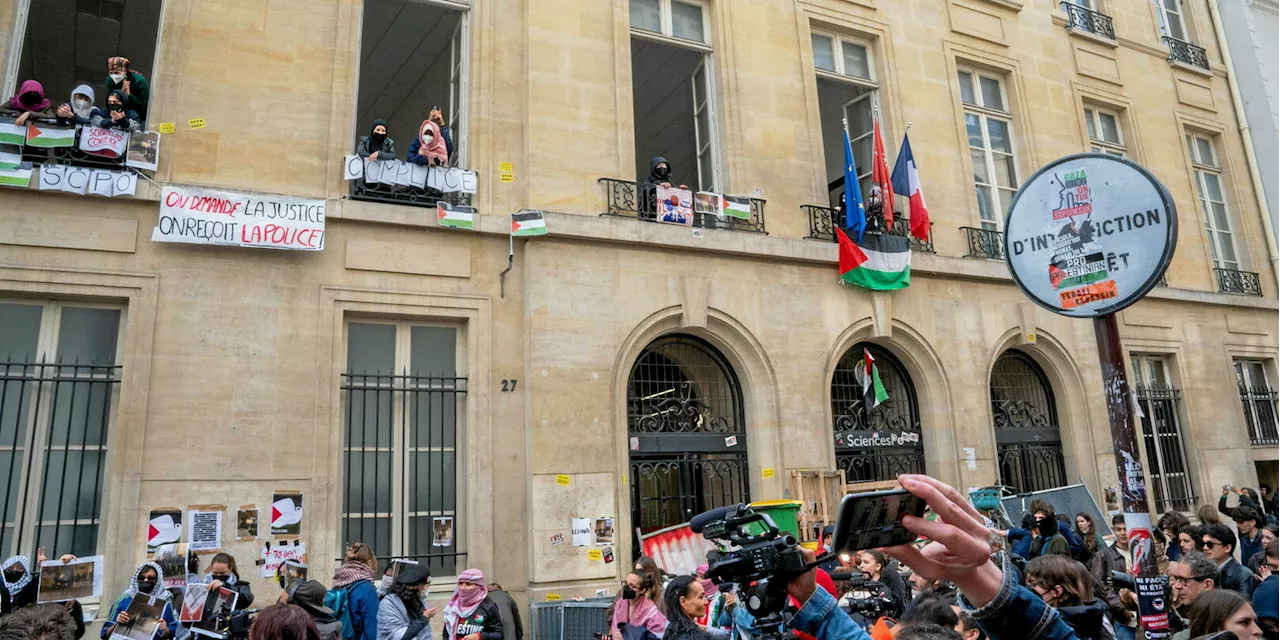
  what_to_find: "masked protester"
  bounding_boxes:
[1,556,36,615]
[205,553,254,612]
[55,84,99,126]
[4,79,53,126]
[407,116,451,168]
[377,564,436,640]
[640,157,673,218]
[357,120,395,162]
[101,562,177,640]
[609,570,666,640]
[92,90,141,131]
[443,569,502,640]
[104,56,149,123]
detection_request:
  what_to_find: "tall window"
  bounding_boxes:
[1187,134,1239,271]
[1235,359,1278,446]
[630,0,718,191]
[959,68,1017,231]
[341,321,465,575]
[1084,107,1126,157]
[358,0,469,167]
[830,344,924,483]
[12,0,162,112]
[1131,355,1195,512]
[1155,0,1189,41]
[813,31,877,207]
[0,301,121,558]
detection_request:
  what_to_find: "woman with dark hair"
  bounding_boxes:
[858,550,907,606]
[660,576,726,640]
[1074,513,1106,564]
[1160,512,1193,562]
[376,564,435,640]
[205,552,254,611]
[634,558,667,615]
[1024,555,1112,640]
[251,604,321,640]
[1187,589,1262,639]
[608,570,666,640]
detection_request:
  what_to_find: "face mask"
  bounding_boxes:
[74,98,91,110]
[211,574,230,583]
[137,578,157,593]
[21,93,40,106]
[423,132,434,143]
[381,576,393,590]
[656,166,670,179]
[3,570,23,582]
[621,585,637,600]
[110,73,125,84]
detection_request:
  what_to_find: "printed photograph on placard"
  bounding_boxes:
[179,582,209,623]
[270,492,303,536]
[191,587,238,638]
[693,192,720,216]
[36,556,101,602]
[432,517,453,547]
[281,560,307,594]
[110,595,165,640]
[388,559,418,580]
[236,508,258,540]
[153,544,192,590]
[125,131,161,171]
[147,509,183,552]
[655,185,694,226]
[594,518,614,545]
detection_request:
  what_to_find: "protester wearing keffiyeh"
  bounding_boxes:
[443,569,503,640]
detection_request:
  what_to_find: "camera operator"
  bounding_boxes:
[786,474,1080,640]
[663,576,732,640]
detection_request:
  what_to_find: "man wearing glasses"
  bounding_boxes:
[1168,552,1219,640]
[1200,523,1259,599]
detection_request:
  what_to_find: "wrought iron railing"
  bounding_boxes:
[961,226,1004,260]
[1163,36,1210,71]
[4,115,133,172]
[348,180,473,209]
[1060,2,1116,39]
[1134,383,1197,513]
[340,372,467,575]
[597,178,767,234]
[0,361,121,558]
[1215,267,1263,296]
[801,205,935,252]
[1239,386,1279,446]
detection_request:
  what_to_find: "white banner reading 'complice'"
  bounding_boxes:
[152,185,326,251]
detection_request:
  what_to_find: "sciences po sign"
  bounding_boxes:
[1003,154,1177,318]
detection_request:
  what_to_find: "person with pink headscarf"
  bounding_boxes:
[443,569,503,640]
[406,116,450,168]
[3,79,53,126]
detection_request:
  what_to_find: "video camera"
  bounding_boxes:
[829,571,899,620]
[690,503,808,627]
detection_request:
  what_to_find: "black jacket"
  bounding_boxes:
[1057,600,1113,640]
[1088,543,1132,626]
[1218,557,1259,599]
[486,590,523,640]
[443,598,504,640]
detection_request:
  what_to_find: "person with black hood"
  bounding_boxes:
[281,580,342,640]
[1024,555,1113,640]
[641,158,687,219]
[357,120,395,162]
[101,562,177,640]
[93,90,142,131]
[104,56,149,123]
[377,565,436,640]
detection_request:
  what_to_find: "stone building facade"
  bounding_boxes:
[0,0,1276,617]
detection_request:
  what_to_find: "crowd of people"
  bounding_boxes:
[1,56,150,132]
[0,543,520,640]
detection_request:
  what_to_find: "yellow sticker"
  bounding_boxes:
[500,173,515,183]
[621,474,627,485]
[762,468,776,479]
[188,118,206,129]
[546,594,561,601]
[587,549,603,561]
[556,474,571,486]
[499,162,513,173]
[157,123,175,134]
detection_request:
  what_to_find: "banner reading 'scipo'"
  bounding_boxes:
[153,185,326,251]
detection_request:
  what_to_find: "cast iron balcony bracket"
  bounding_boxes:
[1163,36,1211,71]
[960,226,1004,260]
[1060,2,1116,40]
[1215,267,1263,296]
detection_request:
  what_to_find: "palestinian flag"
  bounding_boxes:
[512,210,548,236]
[0,146,20,170]
[837,227,910,290]
[437,202,475,229]
[25,123,76,148]
[0,166,32,187]
[854,348,889,412]
[722,195,751,220]
[0,123,25,146]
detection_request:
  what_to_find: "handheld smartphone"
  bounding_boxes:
[830,488,928,553]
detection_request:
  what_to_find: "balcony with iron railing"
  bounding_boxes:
[801,204,934,253]
[597,178,767,233]
[1240,386,1279,446]
[347,177,474,209]
[1060,2,1116,40]
[1163,36,1210,71]
[961,226,1004,260]
[1215,267,1263,296]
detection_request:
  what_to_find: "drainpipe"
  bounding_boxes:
[1207,0,1280,285]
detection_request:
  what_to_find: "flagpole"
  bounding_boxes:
[500,221,514,299]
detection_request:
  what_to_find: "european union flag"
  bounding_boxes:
[844,127,866,241]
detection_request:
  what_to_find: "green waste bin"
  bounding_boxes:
[744,499,802,540]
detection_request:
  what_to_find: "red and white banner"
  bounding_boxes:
[78,126,129,158]
[639,523,717,577]
[152,185,326,251]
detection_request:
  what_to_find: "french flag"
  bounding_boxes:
[891,133,931,242]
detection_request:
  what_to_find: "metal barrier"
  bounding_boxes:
[532,597,614,640]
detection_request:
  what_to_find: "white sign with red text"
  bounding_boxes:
[78,126,130,158]
[152,185,326,251]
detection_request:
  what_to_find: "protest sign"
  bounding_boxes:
[571,518,592,547]
[36,555,103,602]
[281,560,307,593]
[192,587,237,638]
[259,542,306,579]
[153,186,325,251]
[152,544,191,590]
[179,583,208,623]
[236,506,258,540]
[432,517,453,547]
[655,185,694,226]
[79,127,129,158]
[188,508,223,552]
[271,492,303,535]
[147,508,183,552]
[40,165,136,197]
[342,155,477,194]
[111,595,165,640]
[126,131,161,171]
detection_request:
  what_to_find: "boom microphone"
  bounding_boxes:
[690,504,742,533]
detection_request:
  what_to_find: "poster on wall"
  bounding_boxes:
[236,506,258,540]
[188,507,224,552]
[147,508,184,552]
[270,492,303,536]
[152,185,326,251]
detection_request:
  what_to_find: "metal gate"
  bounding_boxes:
[990,350,1067,493]
[627,335,748,559]
[831,344,924,482]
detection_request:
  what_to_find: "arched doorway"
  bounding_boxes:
[627,334,748,558]
[831,343,924,482]
[990,350,1067,493]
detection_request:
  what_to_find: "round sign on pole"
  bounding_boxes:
[1003,153,1177,318]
